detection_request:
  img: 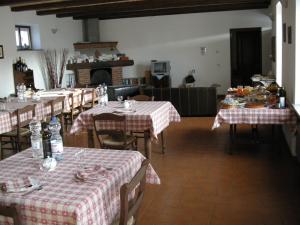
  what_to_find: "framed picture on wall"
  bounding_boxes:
[288,26,292,44]
[283,23,286,42]
[0,45,3,59]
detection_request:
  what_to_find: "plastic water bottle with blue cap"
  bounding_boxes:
[29,117,43,158]
[48,116,64,161]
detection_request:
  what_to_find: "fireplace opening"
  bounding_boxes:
[90,68,112,86]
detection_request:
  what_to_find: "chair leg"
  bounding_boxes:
[59,114,64,141]
[0,137,3,160]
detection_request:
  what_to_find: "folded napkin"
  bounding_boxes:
[75,165,107,182]
[1,177,33,193]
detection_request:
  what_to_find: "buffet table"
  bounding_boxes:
[212,87,297,153]
[0,147,160,225]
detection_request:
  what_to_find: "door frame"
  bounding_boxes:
[230,27,262,87]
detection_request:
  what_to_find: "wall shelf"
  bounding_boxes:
[66,60,134,70]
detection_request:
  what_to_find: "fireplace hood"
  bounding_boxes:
[68,18,134,72]
[82,18,100,43]
[75,18,119,52]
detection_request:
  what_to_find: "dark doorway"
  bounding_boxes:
[230,27,262,87]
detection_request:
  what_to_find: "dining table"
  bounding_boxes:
[70,101,181,160]
[36,88,95,112]
[0,147,160,225]
[0,88,95,135]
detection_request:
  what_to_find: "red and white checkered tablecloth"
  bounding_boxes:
[212,107,297,129]
[0,99,52,134]
[0,89,95,135]
[70,101,181,139]
[38,88,93,112]
[0,147,160,225]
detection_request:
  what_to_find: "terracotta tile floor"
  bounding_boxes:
[63,117,300,225]
[121,117,300,225]
[4,117,299,225]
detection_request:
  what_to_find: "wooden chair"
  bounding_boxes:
[63,92,83,130]
[128,95,166,154]
[112,159,149,225]
[81,88,97,111]
[0,204,20,225]
[93,113,137,150]
[47,96,65,137]
[0,104,35,159]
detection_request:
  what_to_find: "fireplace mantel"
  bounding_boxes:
[66,60,134,70]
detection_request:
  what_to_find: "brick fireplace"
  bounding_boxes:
[66,42,134,87]
[74,67,123,86]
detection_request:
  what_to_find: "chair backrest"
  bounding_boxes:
[16,104,35,129]
[67,93,77,112]
[0,204,20,225]
[83,88,97,107]
[50,96,65,117]
[119,159,149,225]
[128,94,154,101]
[93,113,127,146]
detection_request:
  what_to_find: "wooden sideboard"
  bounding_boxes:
[142,87,217,116]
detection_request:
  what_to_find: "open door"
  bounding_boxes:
[230,27,262,87]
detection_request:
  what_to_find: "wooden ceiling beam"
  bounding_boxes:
[56,0,269,18]
[71,2,269,20]
[0,0,59,7]
[11,0,143,12]
[42,0,268,16]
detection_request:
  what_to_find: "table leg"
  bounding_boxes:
[87,129,95,148]
[230,124,235,144]
[228,124,235,154]
[144,130,152,160]
[161,131,166,154]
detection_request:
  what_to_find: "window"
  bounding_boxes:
[15,25,32,50]
[276,1,283,87]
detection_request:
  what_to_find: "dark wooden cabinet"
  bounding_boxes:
[143,87,217,116]
[13,64,35,93]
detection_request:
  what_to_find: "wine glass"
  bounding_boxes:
[117,96,123,103]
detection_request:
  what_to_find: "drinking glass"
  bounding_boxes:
[0,102,6,111]
[75,149,86,169]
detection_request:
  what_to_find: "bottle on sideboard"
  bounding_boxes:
[277,87,286,109]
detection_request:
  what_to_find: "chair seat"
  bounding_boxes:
[82,103,93,109]
[112,216,135,225]
[102,134,136,149]
[64,108,80,116]
[0,128,30,137]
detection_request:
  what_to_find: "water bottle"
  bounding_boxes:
[97,84,106,107]
[29,117,43,159]
[42,122,52,159]
[103,83,108,105]
[48,117,64,161]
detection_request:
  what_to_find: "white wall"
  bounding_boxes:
[100,9,272,94]
[0,7,82,97]
[270,0,297,156]
[0,7,18,97]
